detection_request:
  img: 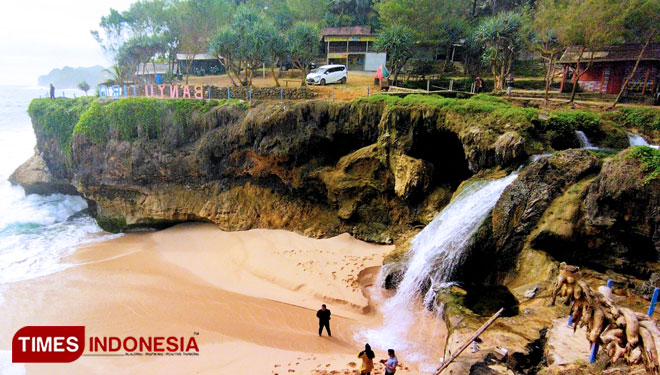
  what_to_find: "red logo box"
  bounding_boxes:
[12,326,85,363]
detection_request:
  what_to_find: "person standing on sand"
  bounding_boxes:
[358,343,375,374]
[317,304,331,336]
[379,349,398,374]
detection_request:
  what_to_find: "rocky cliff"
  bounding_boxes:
[14,95,658,273]
[16,95,551,241]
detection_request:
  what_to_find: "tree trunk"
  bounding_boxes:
[221,57,239,87]
[568,46,585,105]
[185,54,195,85]
[270,65,281,87]
[292,60,307,87]
[544,54,556,105]
[611,34,653,109]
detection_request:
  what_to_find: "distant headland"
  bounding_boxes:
[37,65,110,89]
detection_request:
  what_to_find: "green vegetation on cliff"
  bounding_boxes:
[356,94,631,152]
[74,98,247,144]
[27,97,248,160]
[628,146,660,184]
[27,97,95,164]
[614,107,660,131]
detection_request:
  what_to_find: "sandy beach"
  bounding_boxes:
[0,223,425,375]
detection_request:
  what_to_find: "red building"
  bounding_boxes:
[559,43,660,96]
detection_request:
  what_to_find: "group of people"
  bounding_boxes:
[473,74,515,97]
[316,304,399,375]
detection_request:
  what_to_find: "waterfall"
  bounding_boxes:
[575,130,595,149]
[359,174,518,371]
[628,132,660,149]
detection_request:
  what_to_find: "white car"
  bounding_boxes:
[306,65,347,85]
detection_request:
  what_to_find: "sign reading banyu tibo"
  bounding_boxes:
[98,84,207,99]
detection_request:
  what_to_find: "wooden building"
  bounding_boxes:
[320,26,386,71]
[559,44,660,96]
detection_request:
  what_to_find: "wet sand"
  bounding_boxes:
[0,223,423,374]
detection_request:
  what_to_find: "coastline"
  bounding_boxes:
[0,223,424,375]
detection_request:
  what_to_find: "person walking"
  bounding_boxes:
[379,349,398,374]
[316,304,331,336]
[475,76,483,94]
[506,74,514,98]
[49,84,55,99]
[358,343,375,375]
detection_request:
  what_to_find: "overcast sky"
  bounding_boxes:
[0,0,137,86]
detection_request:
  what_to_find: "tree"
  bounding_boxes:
[611,0,660,108]
[178,0,233,84]
[374,25,415,85]
[556,0,625,105]
[376,0,471,81]
[286,22,321,86]
[286,0,328,23]
[78,81,90,96]
[210,5,278,87]
[530,0,567,104]
[475,11,527,91]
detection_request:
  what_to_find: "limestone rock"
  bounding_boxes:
[583,148,660,273]
[491,149,601,273]
[8,153,78,195]
[393,154,432,200]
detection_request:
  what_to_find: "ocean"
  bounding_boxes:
[0,86,120,288]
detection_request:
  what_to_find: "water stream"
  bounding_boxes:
[359,174,519,372]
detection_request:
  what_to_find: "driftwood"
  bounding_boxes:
[552,262,660,374]
[434,308,504,374]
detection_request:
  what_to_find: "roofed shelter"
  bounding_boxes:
[176,53,225,76]
[559,43,660,96]
[321,26,386,71]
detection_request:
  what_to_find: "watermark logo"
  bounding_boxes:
[12,326,200,363]
[12,326,85,363]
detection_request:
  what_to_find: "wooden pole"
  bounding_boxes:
[434,308,504,375]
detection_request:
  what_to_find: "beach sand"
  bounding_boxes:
[0,223,421,374]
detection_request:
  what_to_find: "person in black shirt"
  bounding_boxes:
[316,304,331,336]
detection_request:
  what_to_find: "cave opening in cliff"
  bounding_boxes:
[408,128,472,190]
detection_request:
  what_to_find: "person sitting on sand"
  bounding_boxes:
[317,304,331,336]
[358,343,375,374]
[380,349,398,374]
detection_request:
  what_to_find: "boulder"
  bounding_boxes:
[583,148,660,273]
[491,149,601,274]
[8,153,78,195]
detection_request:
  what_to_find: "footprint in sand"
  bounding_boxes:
[274,364,280,367]
[288,370,295,373]
[347,362,356,368]
[326,364,331,367]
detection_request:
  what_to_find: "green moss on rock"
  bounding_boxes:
[96,216,127,233]
[627,146,660,184]
[73,97,247,144]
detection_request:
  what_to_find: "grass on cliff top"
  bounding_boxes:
[357,93,538,122]
[612,107,660,131]
[27,97,95,164]
[627,146,660,184]
[73,97,247,144]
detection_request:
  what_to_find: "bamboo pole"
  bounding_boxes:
[434,308,504,375]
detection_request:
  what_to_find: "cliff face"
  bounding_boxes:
[17,95,658,274]
[19,95,545,242]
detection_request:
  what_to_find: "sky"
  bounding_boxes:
[0,0,137,86]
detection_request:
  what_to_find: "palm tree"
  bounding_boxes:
[78,81,90,96]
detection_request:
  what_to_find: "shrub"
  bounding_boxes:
[615,108,660,131]
[628,146,660,184]
[73,98,247,144]
[27,97,95,162]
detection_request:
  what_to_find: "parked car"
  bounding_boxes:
[306,65,347,85]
